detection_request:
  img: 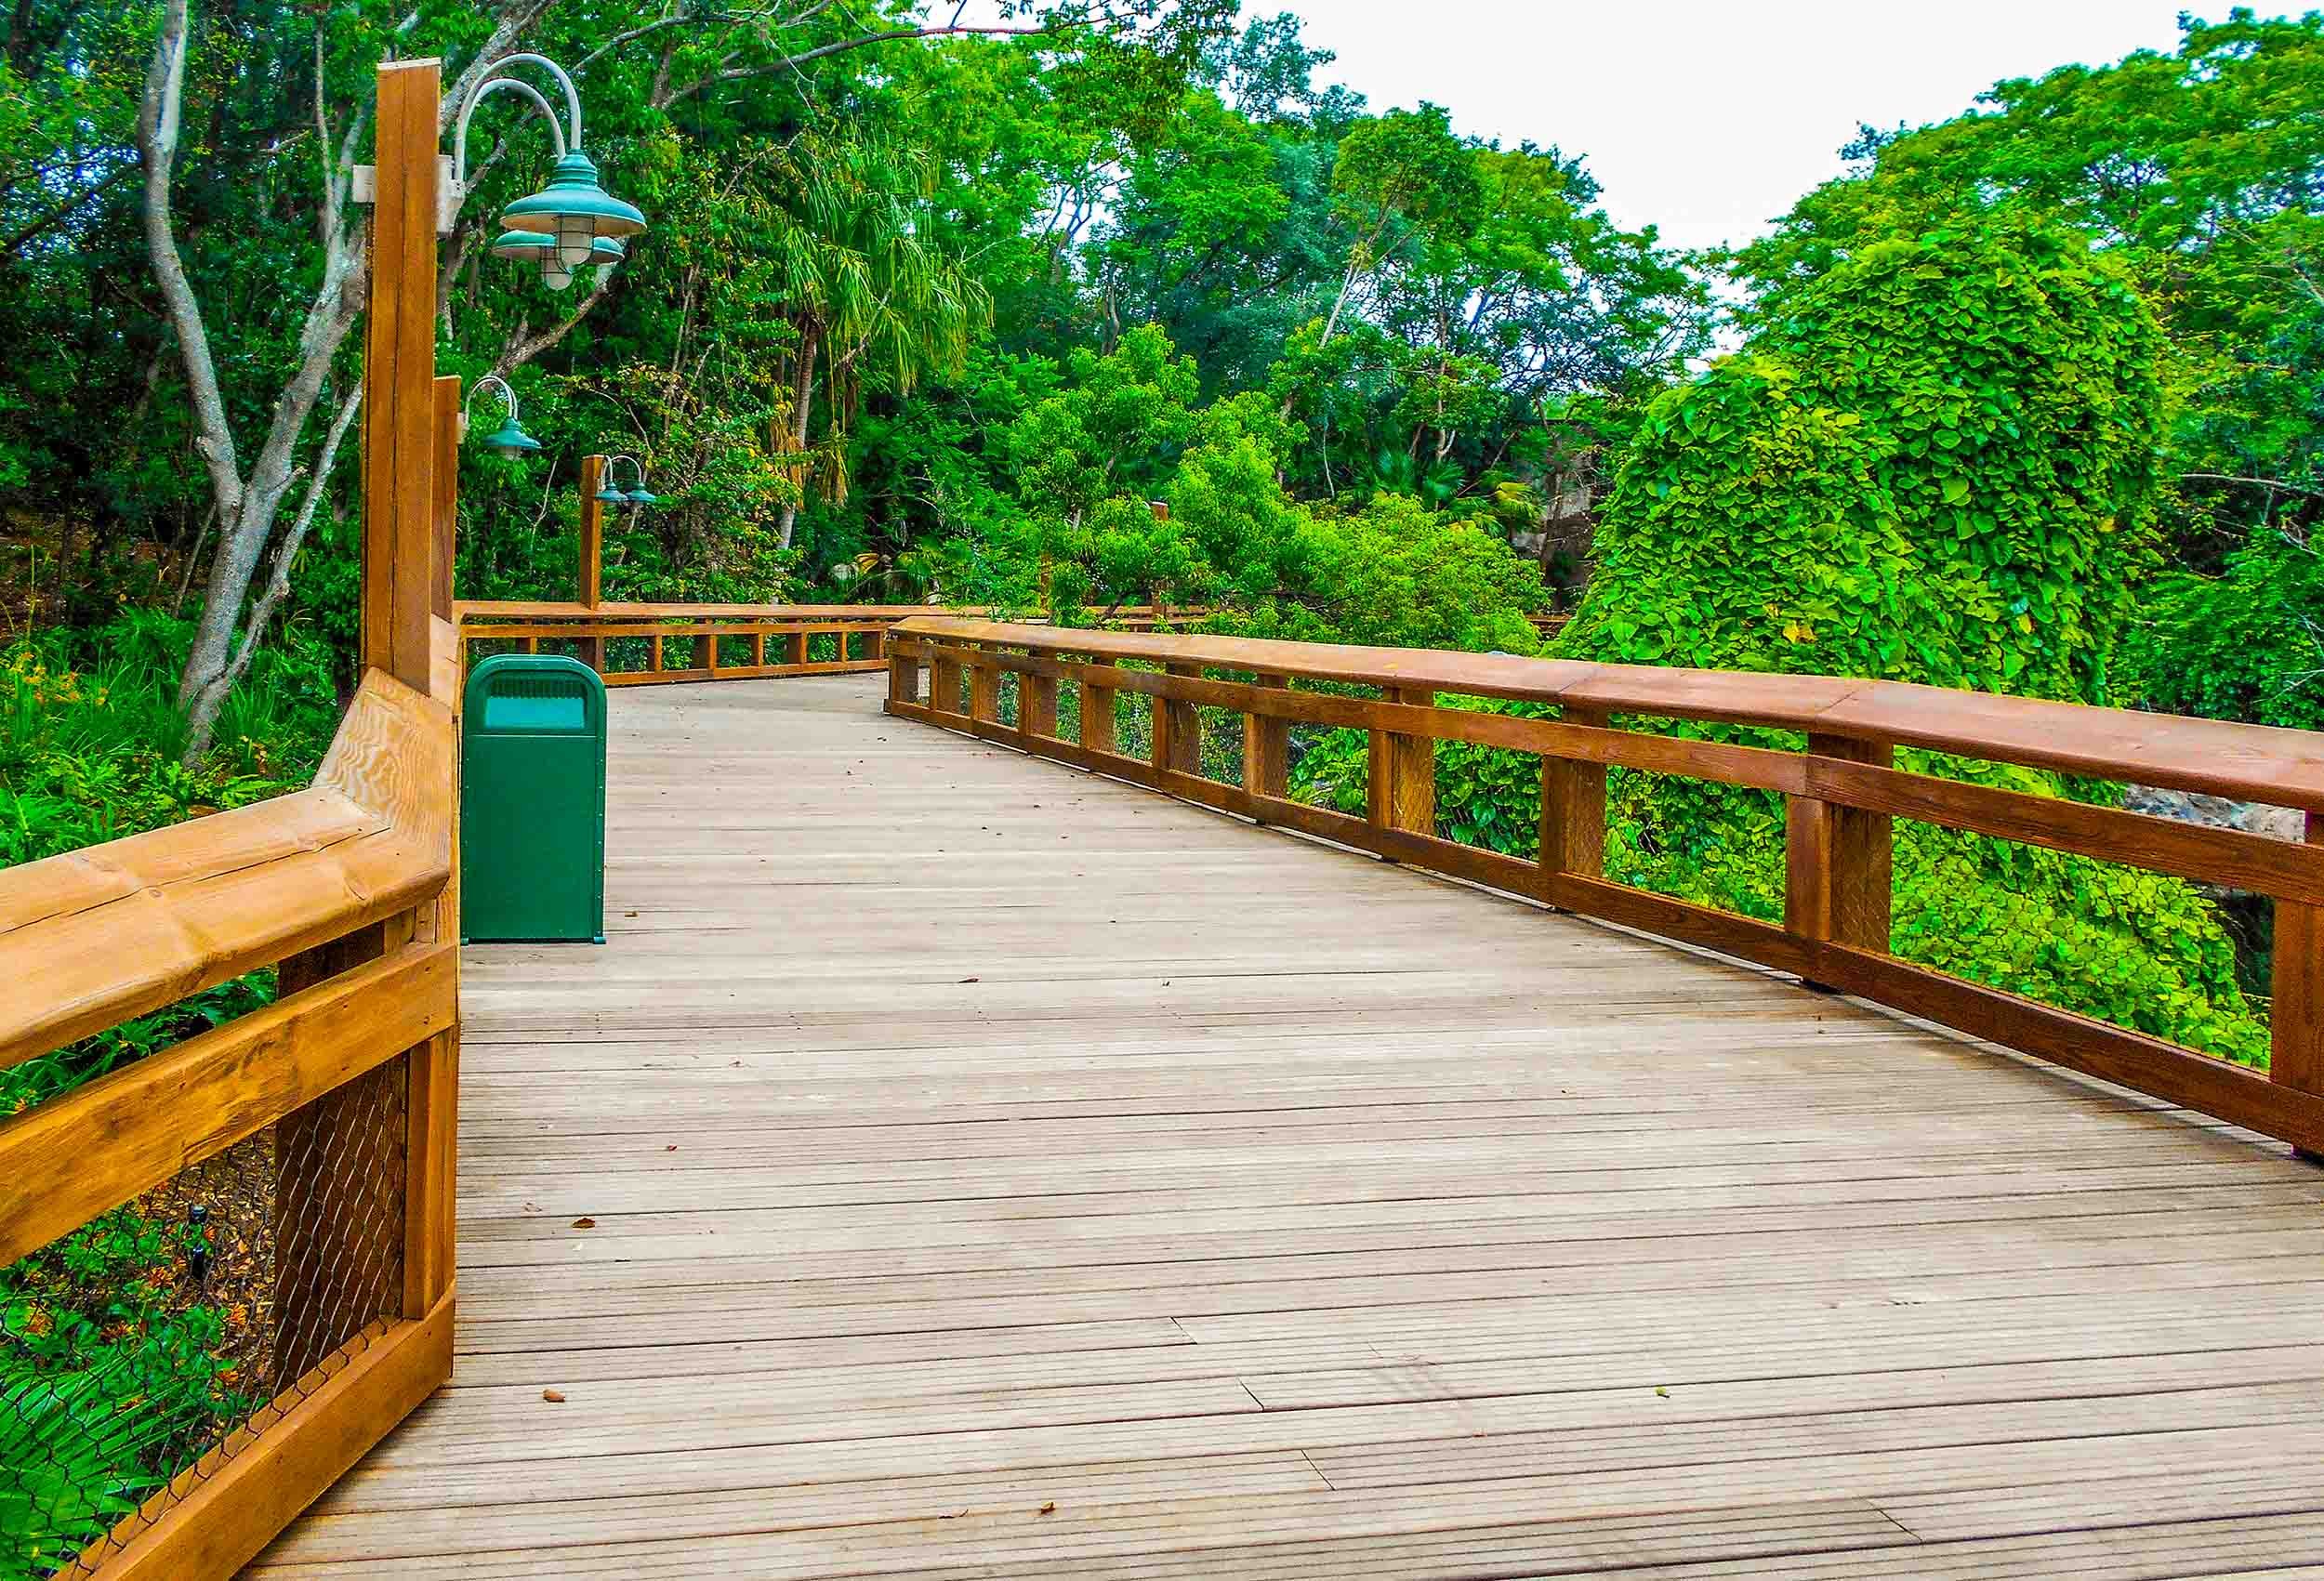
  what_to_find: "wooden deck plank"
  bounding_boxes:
[250,674,2324,1576]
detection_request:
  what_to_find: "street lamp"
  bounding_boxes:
[455,53,647,291]
[596,454,657,510]
[464,374,540,452]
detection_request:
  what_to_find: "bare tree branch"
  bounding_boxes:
[193,382,365,718]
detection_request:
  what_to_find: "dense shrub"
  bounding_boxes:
[1295,221,2266,1064]
[2123,529,2324,731]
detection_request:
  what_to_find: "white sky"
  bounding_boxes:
[1274,1,2229,252]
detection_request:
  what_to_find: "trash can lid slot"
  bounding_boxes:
[481,690,588,731]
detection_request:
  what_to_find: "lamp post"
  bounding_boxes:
[464,374,541,452]
[455,54,648,292]
[595,453,657,510]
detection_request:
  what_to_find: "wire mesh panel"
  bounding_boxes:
[1,1047,410,1575]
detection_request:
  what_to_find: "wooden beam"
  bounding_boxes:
[359,59,439,693]
[1080,657,1117,754]
[0,942,454,1266]
[2277,810,2324,1163]
[575,455,605,672]
[1540,705,1607,886]
[1022,668,1060,740]
[930,646,965,717]
[74,1297,453,1581]
[970,649,1003,724]
[430,375,459,622]
[1243,673,1289,812]
[1787,734,1894,961]
[1155,662,1202,776]
[887,643,920,706]
[1369,686,1435,836]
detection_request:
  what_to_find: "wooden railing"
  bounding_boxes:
[888,617,2324,1158]
[0,646,461,1579]
[454,601,1205,687]
[0,59,460,1579]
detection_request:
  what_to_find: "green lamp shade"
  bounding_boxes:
[594,485,628,505]
[491,228,575,290]
[502,151,648,270]
[491,229,557,260]
[482,414,542,453]
[624,486,659,507]
[592,237,627,268]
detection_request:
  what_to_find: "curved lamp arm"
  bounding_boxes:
[476,53,587,151]
[454,77,566,188]
[607,453,645,488]
[458,374,525,442]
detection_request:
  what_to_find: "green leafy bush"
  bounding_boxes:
[1561,219,2264,1061]
[1298,220,2265,1064]
[2,1207,254,1579]
[2123,529,2324,731]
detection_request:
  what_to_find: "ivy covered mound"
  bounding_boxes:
[1297,222,2265,1063]
[1556,221,2264,1063]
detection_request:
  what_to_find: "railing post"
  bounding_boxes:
[1787,733,1894,982]
[575,455,606,674]
[1081,656,1117,753]
[704,626,720,676]
[359,62,438,694]
[1368,686,1435,836]
[1022,662,1059,740]
[931,642,965,717]
[1244,672,1288,816]
[970,645,1002,723]
[753,630,767,668]
[1539,705,1607,890]
[888,639,921,705]
[1155,662,1201,777]
[2275,811,2324,1163]
[786,628,809,667]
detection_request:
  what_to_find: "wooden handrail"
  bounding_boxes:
[452,602,1208,691]
[0,671,453,1068]
[888,618,2324,1158]
[894,616,2324,814]
[3,60,466,1581]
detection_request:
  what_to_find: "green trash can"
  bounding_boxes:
[460,653,607,943]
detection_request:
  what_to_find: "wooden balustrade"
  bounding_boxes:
[0,59,461,1580]
[453,601,1207,687]
[887,615,2324,1159]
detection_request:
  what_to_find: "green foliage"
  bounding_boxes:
[2,1207,255,1579]
[1733,9,2324,721]
[1558,219,2262,1061]
[1573,222,2166,704]
[2124,529,2324,731]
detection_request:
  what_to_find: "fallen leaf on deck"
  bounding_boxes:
[543,1390,566,1403]
[572,1217,597,1229]
[1037,1502,1056,1516]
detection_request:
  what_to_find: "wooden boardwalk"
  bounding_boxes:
[251,673,2324,1578]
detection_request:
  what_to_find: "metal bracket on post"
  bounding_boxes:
[352,157,459,233]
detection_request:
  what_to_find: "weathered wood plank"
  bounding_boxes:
[258,673,2324,1578]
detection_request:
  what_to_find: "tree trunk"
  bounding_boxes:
[777,328,819,551]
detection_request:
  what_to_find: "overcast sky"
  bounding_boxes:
[1265,1,2226,252]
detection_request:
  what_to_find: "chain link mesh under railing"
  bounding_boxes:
[2,1034,411,1576]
